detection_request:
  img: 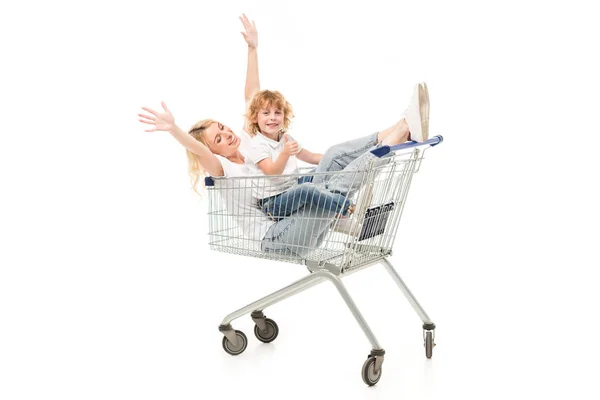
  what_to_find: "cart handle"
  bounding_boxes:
[370,135,443,158]
[205,135,444,186]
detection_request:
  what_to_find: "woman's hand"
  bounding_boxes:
[240,14,258,48]
[138,102,175,133]
[139,102,225,176]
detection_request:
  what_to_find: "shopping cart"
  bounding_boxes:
[205,136,443,386]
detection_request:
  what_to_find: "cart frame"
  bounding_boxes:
[205,136,443,386]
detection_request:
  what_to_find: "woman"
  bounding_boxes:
[138,15,429,257]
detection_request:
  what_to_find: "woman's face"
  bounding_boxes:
[203,122,241,157]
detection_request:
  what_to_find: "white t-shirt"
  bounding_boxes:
[247,133,303,199]
[214,131,274,242]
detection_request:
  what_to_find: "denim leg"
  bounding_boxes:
[297,174,314,185]
[260,132,390,257]
[323,151,393,196]
[263,183,351,219]
[261,206,338,257]
[312,132,379,185]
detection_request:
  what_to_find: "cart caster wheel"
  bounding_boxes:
[424,331,435,359]
[222,330,247,356]
[361,357,382,386]
[253,318,279,343]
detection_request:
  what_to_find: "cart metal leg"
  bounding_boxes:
[381,258,436,358]
[219,269,383,351]
[218,268,386,384]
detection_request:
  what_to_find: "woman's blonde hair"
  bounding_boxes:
[187,119,216,194]
[245,90,294,136]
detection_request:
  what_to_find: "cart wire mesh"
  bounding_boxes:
[206,146,429,272]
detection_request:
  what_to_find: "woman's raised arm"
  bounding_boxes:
[240,14,260,103]
[139,102,224,177]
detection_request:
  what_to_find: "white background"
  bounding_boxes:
[1,0,599,398]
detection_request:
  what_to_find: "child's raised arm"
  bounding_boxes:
[139,102,224,177]
[240,14,259,103]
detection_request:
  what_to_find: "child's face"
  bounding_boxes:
[204,122,241,157]
[256,104,284,139]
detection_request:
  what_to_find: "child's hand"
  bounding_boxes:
[240,14,258,48]
[282,134,300,156]
[138,102,175,133]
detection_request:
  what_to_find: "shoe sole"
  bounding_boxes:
[421,82,429,125]
[406,83,424,141]
[419,82,429,141]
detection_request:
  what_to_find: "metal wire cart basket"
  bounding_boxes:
[205,136,443,386]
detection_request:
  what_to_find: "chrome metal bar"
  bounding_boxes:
[219,267,384,350]
[381,258,433,325]
[316,270,382,349]
[220,273,326,326]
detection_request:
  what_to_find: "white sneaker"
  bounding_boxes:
[405,83,429,142]
[331,216,362,237]
[400,83,417,119]
[330,186,373,237]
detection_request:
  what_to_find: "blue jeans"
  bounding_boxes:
[260,178,351,221]
[262,132,391,257]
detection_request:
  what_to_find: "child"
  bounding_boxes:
[235,15,354,220]
[244,90,354,220]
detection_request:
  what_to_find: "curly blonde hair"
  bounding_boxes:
[186,119,216,194]
[245,90,294,136]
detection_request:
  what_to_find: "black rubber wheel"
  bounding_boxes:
[222,330,248,356]
[361,357,382,386]
[425,331,434,359]
[253,318,279,343]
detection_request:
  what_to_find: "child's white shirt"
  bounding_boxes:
[247,132,303,199]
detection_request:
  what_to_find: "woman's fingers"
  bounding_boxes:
[161,101,170,114]
[141,106,158,116]
[139,118,156,132]
[138,113,155,121]
[139,107,166,132]
[138,118,155,126]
